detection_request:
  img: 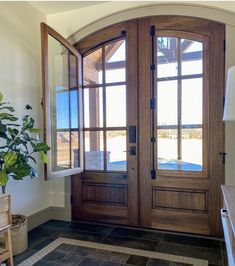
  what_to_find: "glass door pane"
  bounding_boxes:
[156,36,204,172]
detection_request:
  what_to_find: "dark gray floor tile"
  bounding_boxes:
[88,249,113,260]
[14,248,38,265]
[31,237,56,251]
[157,242,222,265]
[111,227,163,241]
[29,224,60,238]
[69,221,114,235]
[148,258,171,266]
[28,235,48,248]
[79,257,103,266]
[88,249,129,263]
[58,229,104,242]
[57,253,84,265]
[54,243,93,256]
[101,261,123,266]
[108,251,130,263]
[33,260,54,266]
[101,235,158,251]
[126,254,149,265]
[42,219,70,228]
[41,250,65,263]
[162,234,222,250]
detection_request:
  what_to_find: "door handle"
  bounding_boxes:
[124,146,136,155]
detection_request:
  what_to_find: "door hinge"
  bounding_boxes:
[41,98,43,109]
[151,137,156,142]
[224,40,226,52]
[150,64,155,71]
[151,169,156,179]
[150,98,156,109]
[223,96,226,109]
[150,25,156,37]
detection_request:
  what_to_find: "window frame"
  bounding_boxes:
[155,30,209,178]
[82,37,128,173]
[41,22,84,179]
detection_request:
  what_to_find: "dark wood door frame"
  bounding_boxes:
[71,16,225,236]
[72,20,139,226]
[138,16,225,236]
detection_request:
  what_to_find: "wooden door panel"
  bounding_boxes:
[72,20,138,226]
[71,16,224,236]
[152,209,210,235]
[152,187,208,213]
[72,173,128,224]
[138,16,225,236]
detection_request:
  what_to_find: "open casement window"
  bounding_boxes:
[41,23,83,179]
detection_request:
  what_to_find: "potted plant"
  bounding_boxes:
[0,91,50,255]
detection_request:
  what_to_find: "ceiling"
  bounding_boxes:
[29,1,235,16]
[29,1,107,15]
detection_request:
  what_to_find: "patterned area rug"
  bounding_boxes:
[18,237,208,266]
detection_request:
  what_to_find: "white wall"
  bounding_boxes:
[2,2,233,217]
[48,2,235,187]
[0,2,53,216]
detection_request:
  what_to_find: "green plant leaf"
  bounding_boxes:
[11,163,31,179]
[40,152,48,164]
[0,113,18,121]
[33,143,50,152]
[4,152,17,168]
[30,167,39,178]
[22,115,34,129]
[7,128,19,138]
[28,128,41,133]
[0,170,8,186]
[0,106,15,112]
[0,123,6,133]
[0,92,3,103]
[0,132,8,139]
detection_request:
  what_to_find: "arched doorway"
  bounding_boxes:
[41,15,225,236]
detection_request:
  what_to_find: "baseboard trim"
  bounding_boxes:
[28,207,71,231]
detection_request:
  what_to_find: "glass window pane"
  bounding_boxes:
[85,131,104,170]
[106,85,126,127]
[71,131,80,168]
[157,37,178,78]
[107,131,127,171]
[48,36,80,172]
[181,39,203,75]
[157,129,178,170]
[83,48,102,86]
[182,78,202,125]
[105,69,126,83]
[70,90,78,129]
[56,131,70,170]
[182,128,203,171]
[105,40,126,83]
[56,91,69,129]
[84,87,103,128]
[157,80,178,126]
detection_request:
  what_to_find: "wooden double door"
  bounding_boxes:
[71,16,225,236]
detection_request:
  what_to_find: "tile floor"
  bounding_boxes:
[13,220,228,266]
